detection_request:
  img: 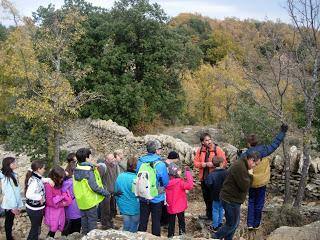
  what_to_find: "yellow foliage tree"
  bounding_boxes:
[182,57,247,125]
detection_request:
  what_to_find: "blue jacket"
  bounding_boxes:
[205,168,228,201]
[241,130,286,159]
[114,171,139,216]
[0,171,23,210]
[136,153,169,203]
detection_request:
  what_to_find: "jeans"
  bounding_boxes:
[26,208,44,240]
[123,214,140,232]
[201,181,212,218]
[212,200,224,228]
[81,206,97,234]
[247,186,266,227]
[138,201,162,236]
[213,200,241,240]
[5,210,15,240]
[168,211,186,238]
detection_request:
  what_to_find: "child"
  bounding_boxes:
[0,157,23,240]
[44,166,72,238]
[161,151,180,228]
[114,156,140,232]
[25,160,53,240]
[62,159,82,235]
[165,163,194,238]
[73,148,121,234]
[205,156,228,232]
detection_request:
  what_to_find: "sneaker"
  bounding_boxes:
[253,225,260,230]
[208,225,219,233]
[248,226,254,231]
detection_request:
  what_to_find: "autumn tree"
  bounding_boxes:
[1,0,96,164]
[287,0,320,207]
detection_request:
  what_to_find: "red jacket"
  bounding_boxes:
[165,171,194,214]
[193,144,227,181]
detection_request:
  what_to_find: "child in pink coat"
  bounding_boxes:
[44,166,72,238]
[165,163,193,238]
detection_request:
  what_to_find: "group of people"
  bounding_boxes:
[194,123,287,240]
[0,123,288,240]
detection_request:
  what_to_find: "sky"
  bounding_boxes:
[1,0,291,26]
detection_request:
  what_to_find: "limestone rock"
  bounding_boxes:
[310,157,320,173]
[273,155,283,171]
[266,221,320,240]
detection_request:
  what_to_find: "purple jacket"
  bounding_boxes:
[62,178,81,219]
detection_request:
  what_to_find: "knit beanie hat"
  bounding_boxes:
[168,163,180,177]
[167,151,179,160]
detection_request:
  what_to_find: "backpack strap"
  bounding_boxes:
[213,143,218,156]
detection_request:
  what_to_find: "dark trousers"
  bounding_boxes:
[138,201,162,236]
[26,208,44,240]
[81,207,97,234]
[160,202,169,226]
[62,218,82,236]
[247,186,266,227]
[100,195,116,228]
[5,210,15,240]
[214,200,241,240]
[168,211,186,238]
[48,231,55,238]
[201,181,212,218]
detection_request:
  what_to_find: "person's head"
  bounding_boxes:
[1,157,18,186]
[146,140,162,154]
[65,160,77,177]
[127,156,137,171]
[167,151,179,163]
[168,163,181,178]
[200,133,212,147]
[213,156,225,168]
[246,134,258,147]
[114,149,124,162]
[48,166,66,188]
[105,153,115,163]
[25,160,45,194]
[245,151,261,169]
[76,148,92,163]
[67,153,77,163]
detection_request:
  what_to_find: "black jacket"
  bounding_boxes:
[205,168,228,201]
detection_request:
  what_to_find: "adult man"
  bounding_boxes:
[243,123,288,230]
[100,153,119,229]
[193,133,227,220]
[136,140,169,236]
[212,152,261,240]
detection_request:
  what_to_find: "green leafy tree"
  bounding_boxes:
[68,0,202,127]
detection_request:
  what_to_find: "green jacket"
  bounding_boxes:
[220,158,253,204]
[73,163,109,210]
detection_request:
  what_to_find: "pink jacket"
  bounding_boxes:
[44,183,72,232]
[165,171,194,214]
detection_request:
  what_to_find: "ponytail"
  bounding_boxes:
[24,169,33,194]
[24,160,45,194]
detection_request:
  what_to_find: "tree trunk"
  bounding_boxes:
[53,130,60,165]
[282,139,291,204]
[293,131,311,207]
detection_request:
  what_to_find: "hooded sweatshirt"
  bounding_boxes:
[165,171,194,214]
[136,153,169,203]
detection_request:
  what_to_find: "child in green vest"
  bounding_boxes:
[73,148,121,234]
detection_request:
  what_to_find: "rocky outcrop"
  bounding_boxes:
[61,119,237,165]
[266,221,320,240]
